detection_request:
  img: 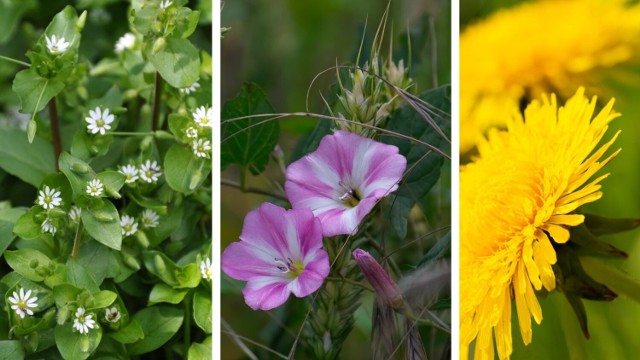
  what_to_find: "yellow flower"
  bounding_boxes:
[460,88,620,359]
[460,0,640,153]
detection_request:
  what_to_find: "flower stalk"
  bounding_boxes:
[48,97,62,170]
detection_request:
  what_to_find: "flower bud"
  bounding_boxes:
[352,249,403,308]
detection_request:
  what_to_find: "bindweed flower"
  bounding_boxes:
[120,215,138,236]
[73,307,96,334]
[141,209,160,228]
[104,307,121,323]
[85,107,115,135]
[86,179,104,197]
[45,34,70,54]
[285,130,406,237]
[41,217,56,235]
[114,32,135,53]
[352,249,403,308]
[180,80,200,94]
[200,257,213,280]
[460,88,620,359]
[69,206,81,223]
[221,203,330,310]
[192,106,213,127]
[119,164,139,184]
[140,160,162,183]
[37,186,62,210]
[8,288,38,319]
[192,138,211,158]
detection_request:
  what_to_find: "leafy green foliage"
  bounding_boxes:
[0,128,56,187]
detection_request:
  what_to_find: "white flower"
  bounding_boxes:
[85,107,115,135]
[86,179,104,197]
[104,307,121,323]
[37,186,62,210]
[179,80,200,94]
[200,258,213,280]
[192,106,213,127]
[41,218,56,235]
[159,0,173,9]
[140,160,162,183]
[141,209,160,228]
[73,307,96,334]
[114,32,136,53]
[119,164,139,184]
[192,138,211,158]
[45,34,70,55]
[8,288,38,319]
[69,206,82,223]
[185,127,198,139]
[120,215,138,236]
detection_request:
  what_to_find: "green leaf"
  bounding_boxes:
[53,284,81,308]
[43,6,82,53]
[90,290,117,310]
[164,143,211,194]
[173,8,200,39]
[168,113,192,139]
[71,130,114,162]
[82,199,122,250]
[55,323,102,360]
[147,38,200,88]
[0,127,56,187]
[13,210,42,241]
[66,259,99,293]
[97,171,126,198]
[127,306,183,355]
[4,249,51,282]
[0,0,36,43]
[59,152,96,198]
[0,207,26,256]
[12,69,66,114]
[417,231,451,267]
[193,287,212,334]
[188,337,212,360]
[381,85,451,239]
[108,320,144,344]
[0,340,25,359]
[149,283,189,304]
[221,83,279,175]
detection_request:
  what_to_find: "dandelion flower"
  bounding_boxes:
[192,106,213,127]
[86,179,104,197]
[114,32,135,53]
[192,138,211,158]
[141,209,160,228]
[8,288,38,319]
[460,0,640,153]
[460,88,620,359]
[41,217,56,235]
[140,160,162,183]
[285,130,406,237]
[45,34,70,54]
[200,258,213,280]
[73,307,96,334]
[104,307,121,323]
[37,186,62,210]
[119,164,139,184]
[120,215,138,237]
[180,80,200,94]
[221,203,330,310]
[85,107,115,135]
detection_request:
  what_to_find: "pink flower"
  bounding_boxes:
[285,131,406,237]
[221,203,330,310]
[353,249,403,308]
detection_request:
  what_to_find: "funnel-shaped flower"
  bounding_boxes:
[285,130,406,237]
[353,249,403,308]
[222,203,329,310]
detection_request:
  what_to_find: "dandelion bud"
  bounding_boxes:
[352,249,403,308]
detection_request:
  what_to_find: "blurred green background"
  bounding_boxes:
[221,0,451,358]
[461,0,640,358]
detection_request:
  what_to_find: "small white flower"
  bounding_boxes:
[41,218,56,235]
[159,0,173,9]
[45,34,70,55]
[115,32,136,53]
[200,258,213,280]
[86,179,104,197]
[120,215,138,236]
[179,80,200,94]
[69,206,82,223]
[73,307,96,334]
[192,106,213,127]
[141,209,160,228]
[85,107,115,135]
[104,307,121,323]
[37,186,62,210]
[140,160,162,183]
[192,138,211,158]
[185,126,198,139]
[119,164,139,184]
[8,288,38,319]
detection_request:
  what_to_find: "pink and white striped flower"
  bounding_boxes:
[285,130,406,237]
[221,202,329,310]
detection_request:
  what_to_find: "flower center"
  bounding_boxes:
[44,196,51,204]
[275,257,304,278]
[97,119,105,127]
[17,300,26,310]
[338,181,361,207]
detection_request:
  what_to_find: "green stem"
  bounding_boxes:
[71,221,83,259]
[0,55,30,67]
[111,131,155,137]
[184,295,191,356]
[48,98,61,170]
[152,72,163,131]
